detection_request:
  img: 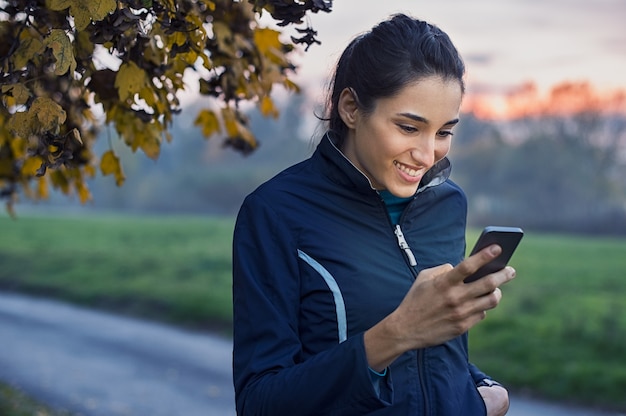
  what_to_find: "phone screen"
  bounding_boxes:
[464,226,524,283]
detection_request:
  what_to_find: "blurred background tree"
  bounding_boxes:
[453,82,626,235]
[0,0,332,212]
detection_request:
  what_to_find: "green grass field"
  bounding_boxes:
[1,214,625,411]
[0,214,234,332]
[0,382,73,416]
[465,229,626,410]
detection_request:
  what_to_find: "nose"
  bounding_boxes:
[410,136,436,168]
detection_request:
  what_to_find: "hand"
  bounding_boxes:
[478,385,510,416]
[364,244,516,371]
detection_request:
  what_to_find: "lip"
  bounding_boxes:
[394,160,423,183]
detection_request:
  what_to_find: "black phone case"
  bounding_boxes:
[464,226,524,283]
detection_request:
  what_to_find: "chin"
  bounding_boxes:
[389,188,417,198]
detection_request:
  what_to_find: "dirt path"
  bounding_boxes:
[0,292,234,416]
[0,292,621,416]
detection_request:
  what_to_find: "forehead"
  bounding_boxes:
[374,76,463,122]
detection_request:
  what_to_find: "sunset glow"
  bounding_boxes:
[462,81,626,120]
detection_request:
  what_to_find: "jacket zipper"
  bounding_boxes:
[382,204,428,413]
[393,222,429,413]
[394,224,417,267]
[418,349,429,415]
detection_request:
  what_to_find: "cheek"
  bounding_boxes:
[366,126,395,159]
[436,140,452,160]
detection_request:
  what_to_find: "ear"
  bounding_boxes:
[338,88,359,129]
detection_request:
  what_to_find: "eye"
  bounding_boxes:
[437,130,454,138]
[398,124,418,133]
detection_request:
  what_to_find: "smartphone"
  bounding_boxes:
[464,226,524,283]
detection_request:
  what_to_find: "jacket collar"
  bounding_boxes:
[315,131,451,196]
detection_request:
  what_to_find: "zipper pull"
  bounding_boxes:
[394,224,417,267]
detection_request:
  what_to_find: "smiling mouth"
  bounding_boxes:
[393,160,422,178]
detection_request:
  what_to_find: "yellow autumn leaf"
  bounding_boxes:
[260,96,279,118]
[238,124,257,149]
[12,34,44,69]
[9,137,26,159]
[1,93,16,109]
[7,112,34,139]
[46,0,72,10]
[75,180,91,204]
[213,21,236,57]
[170,31,187,48]
[68,128,83,146]
[235,81,250,99]
[187,15,207,47]
[48,0,116,31]
[30,97,67,132]
[162,0,176,11]
[83,163,96,178]
[139,86,157,108]
[254,28,282,55]
[100,150,125,186]
[45,29,77,75]
[50,170,70,194]
[100,150,117,175]
[2,84,30,106]
[115,62,149,101]
[0,159,14,177]
[22,156,44,176]
[221,107,239,138]
[75,30,95,59]
[37,176,49,199]
[140,136,161,160]
[254,27,290,68]
[194,109,221,137]
[132,121,162,159]
[181,50,200,66]
[221,107,257,149]
[153,93,168,114]
[283,78,301,93]
[144,38,167,66]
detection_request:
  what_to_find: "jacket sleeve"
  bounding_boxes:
[232,192,392,415]
[469,362,490,384]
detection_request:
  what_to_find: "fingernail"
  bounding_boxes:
[489,245,501,255]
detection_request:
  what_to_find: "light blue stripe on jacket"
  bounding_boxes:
[297,249,347,343]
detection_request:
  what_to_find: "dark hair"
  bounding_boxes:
[326,14,465,141]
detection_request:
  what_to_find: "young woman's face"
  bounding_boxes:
[340,76,463,198]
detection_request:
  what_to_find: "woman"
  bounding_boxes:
[232,14,514,415]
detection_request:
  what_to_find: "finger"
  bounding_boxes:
[466,266,516,299]
[458,289,502,329]
[477,287,503,312]
[457,287,502,324]
[447,244,502,283]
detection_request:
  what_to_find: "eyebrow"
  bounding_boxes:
[397,112,460,126]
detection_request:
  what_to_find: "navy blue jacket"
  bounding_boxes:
[233,133,491,415]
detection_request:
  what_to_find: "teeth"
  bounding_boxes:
[394,160,420,177]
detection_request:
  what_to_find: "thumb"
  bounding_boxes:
[449,244,503,283]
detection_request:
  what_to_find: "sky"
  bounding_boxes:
[282,0,626,98]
